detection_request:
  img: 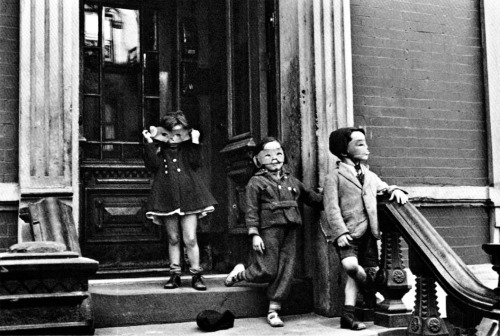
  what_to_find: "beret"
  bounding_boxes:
[196,309,235,332]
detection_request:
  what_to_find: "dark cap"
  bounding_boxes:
[196,309,235,332]
[329,127,365,158]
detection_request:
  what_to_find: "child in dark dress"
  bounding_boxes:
[224,137,323,327]
[142,111,217,291]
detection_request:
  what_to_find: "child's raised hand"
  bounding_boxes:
[142,130,154,143]
[389,189,408,204]
[252,235,265,254]
[191,129,200,144]
[337,234,352,247]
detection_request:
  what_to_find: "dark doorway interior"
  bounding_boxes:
[79,0,278,277]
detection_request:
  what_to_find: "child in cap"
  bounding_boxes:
[322,127,408,330]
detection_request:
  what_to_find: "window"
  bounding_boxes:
[82,3,160,161]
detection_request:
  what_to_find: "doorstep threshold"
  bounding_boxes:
[90,273,227,285]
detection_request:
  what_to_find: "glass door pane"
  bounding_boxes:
[82,4,160,162]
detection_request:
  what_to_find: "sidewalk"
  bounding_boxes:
[94,313,396,336]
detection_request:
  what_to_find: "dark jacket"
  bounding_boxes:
[143,141,217,214]
[245,168,323,235]
[322,159,403,243]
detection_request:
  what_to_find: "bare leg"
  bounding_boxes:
[164,216,181,270]
[180,214,200,270]
[344,276,358,306]
[340,256,367,330]
[342,256,367,304]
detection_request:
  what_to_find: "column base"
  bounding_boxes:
[374,311,411,328]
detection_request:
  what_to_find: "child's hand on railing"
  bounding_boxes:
[389,189,408,204]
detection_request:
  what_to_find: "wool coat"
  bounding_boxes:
[245,168,323,236]
[143,141,217,216]
[321,159,402,243]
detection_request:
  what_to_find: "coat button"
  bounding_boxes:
[177,168,181,172]
[278,185,282,189]
[173,159,177,162]
[165,171,168,174]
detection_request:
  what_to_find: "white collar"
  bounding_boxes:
[341,161,366,177]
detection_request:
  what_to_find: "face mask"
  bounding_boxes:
[256,148,285,165]
[166,128,190,143]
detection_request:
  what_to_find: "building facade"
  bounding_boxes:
[1,0,500,316]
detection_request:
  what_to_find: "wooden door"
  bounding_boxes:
[80,0,175,273]
[215,0,279,267]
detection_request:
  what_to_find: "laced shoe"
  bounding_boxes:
[192,273,207,291]
[164,274,181,289]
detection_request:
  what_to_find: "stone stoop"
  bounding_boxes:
[95,313,404,336]
[90,275,313,328]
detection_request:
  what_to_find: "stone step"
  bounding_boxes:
[95,313,403,336]
[89,275,313,328]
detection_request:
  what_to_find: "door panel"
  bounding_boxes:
[220,0,278,265]
[81,165,168,269]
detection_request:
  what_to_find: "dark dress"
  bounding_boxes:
[143,141,217,224]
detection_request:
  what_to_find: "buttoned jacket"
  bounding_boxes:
[143,141,217,214]
[321,159,402,243]
[245,168,323,235]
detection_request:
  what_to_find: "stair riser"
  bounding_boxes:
[91,279,312,328]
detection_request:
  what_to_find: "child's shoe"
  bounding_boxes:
[164,274,181,289]
[224,264,245,287]
[340,305,366,330]
[266,311,284,327]
[192,273,207,291]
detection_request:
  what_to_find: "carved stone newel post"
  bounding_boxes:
[374,201,412,327]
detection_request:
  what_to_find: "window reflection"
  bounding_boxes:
[82,4,160,161]
[85,6,140,65]
[104,8,140,65]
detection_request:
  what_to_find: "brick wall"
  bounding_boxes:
[0,211,17,252]
[351,0,487,187]
[0,0,19,251]
[0,0,19,183]
[419,206,490,265]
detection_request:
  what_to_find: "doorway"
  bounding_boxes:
[79,0,279,276]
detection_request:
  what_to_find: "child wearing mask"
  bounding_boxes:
[142,111,217,291]
[322,127,408,330]
[225,137,323,327]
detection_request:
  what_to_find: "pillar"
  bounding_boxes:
[19,0,80,238]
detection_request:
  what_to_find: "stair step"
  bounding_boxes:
[95,313,403,336]
[90,275,313,328]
